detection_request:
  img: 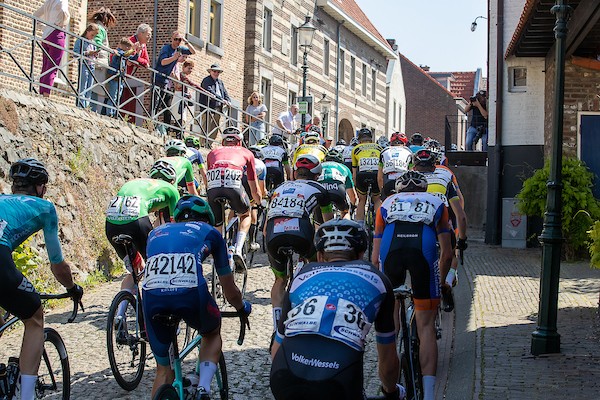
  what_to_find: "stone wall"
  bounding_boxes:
[0,87,167,277]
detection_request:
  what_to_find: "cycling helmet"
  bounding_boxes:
[325,148,344,164]
[294,128,305,136]
[222,127,243,143]
[336,139,346,146]
[173,195,215,225]
[165,139,187,156]
[269,135,284,147]
[411,132,424,145]
[424,139,443,162]
[390,132,408,145]
[349,137,359,147]
[149,160,177,182]
[248,145,264,159]
[304,131,320,145]
[413,148,437,166]
[376,136,390,149]
[357,128,373,139]
[9,158,49,185]
[395,171,428,193]
[184,136,200,149]
[308,125,322,134]
[314,219,368,254]
[295,154,322,174]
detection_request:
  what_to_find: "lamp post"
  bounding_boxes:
[470,15,487,32]
[531,0,571,356]
[298,16,317,131]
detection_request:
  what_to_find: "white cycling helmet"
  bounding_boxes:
[295,154,322,175]
[222,127,243,143]
[164,139,187,156]
[395,171,428,193]
[149,160,177,182]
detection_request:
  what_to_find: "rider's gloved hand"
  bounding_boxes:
[237,300,252,329]
[381,384,406,400]
[67,284,84,303]
[456,237,468,251]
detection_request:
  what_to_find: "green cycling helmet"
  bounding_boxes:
[185,136,200,149]
[174,195,215,225]
[325,148,344,164]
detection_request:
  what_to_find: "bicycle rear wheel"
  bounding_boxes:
[153,384,179,400]
[37,327,70,399]
[210,352,229,399]
[408,321,424,400]
[107,290,147,391]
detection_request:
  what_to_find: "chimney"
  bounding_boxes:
[420,65,430,72]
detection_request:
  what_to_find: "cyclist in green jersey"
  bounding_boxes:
[156,140,199,196]
[318,148,356,219]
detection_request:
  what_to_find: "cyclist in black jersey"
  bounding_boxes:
[270,219,404,400]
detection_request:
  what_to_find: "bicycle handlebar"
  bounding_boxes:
[39,292,83,323]
[220,311,248,346]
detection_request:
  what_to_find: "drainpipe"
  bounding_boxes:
[335,20,344,141]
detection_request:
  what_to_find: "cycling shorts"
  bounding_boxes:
[270,335,364,400]
[381,177,397,200]
[208,187,251,226]
[380,223,441,311]
[266,167,285,191]
[142,283,221,366]
[0,245,41,320]
[266,218,315,277]
[355,172,380,196]
[105,216,153,261]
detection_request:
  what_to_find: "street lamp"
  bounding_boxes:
[298,15,317,131]
[471,16,487,32]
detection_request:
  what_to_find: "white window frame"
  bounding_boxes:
[290,25,298,66]
[262,7,273,52]
[508,66,527,93]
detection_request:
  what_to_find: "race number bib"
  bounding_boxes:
[358,157,378,172]
[106,196,142,219]
[263,148,281,160]
[143,253,198,290]
[264,160,279,168]
[267,194,306,219]
[386,197,438,225]
[207,167,243,190]
[330,298,371,349]
[383,158,408,174]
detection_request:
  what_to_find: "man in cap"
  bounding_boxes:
[200,63,232,144]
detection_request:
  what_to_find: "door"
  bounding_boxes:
[580,113,600,198]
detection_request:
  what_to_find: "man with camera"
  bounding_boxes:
[464,90,488,151]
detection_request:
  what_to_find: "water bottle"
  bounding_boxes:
[6,357,19,396]
[227,245,235,271]
[0,363,9,397]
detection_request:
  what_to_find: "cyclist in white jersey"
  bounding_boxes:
[378,132,413,199]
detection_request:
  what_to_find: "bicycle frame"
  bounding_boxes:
[395,285,422,400]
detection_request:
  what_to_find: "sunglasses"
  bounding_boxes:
[173,38,182,41]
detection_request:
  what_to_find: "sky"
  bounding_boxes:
[355,0,488,74]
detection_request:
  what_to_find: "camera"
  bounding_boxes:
[176,46,184,53]
[470,96,477,102]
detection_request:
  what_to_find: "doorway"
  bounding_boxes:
[579,113,600,198]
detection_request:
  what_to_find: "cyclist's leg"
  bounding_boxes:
[228,188,252,255]
[354,172,368,227]
[207,187,227,235]
[370,177,382,214]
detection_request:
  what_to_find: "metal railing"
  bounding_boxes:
[0,3,284,147]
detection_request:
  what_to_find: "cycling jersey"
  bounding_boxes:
[262,145,289,189]
[105,178,180,225]
[409,144,424,153]
[292,144,328,165]
[342,145,355,170]
[142,221,228,366]
[156,156,196,186]
[422,168,459,206]
[380,146,412,180]
[351,143,382,174]
[319,161,354,189]
[267,180,330,221]
[242,158,266,201]
[185,147,206,169]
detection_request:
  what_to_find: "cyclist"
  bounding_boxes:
[261,135,292,191]
[156,140,199,196]
[378,132,413,199]
[142,195,251,399]
[184,136,209,191]
[246,145,267,252]
[270,219,404,400]
[265,155,333,333]
[1,158,83,400]
[371,171,453,400]
[291,131,328,167]
[351,128,382,229]
[105,161,180,320]
[206,127,261,263]
[376,135,390,149]
[318,147,356,219]
[408,132,425,153]
[342,136,358,170]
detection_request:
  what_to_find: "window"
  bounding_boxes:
[509,67,527,92]
[362,64,367,96]
[209,0,223,46]
[323,39,330,76]
[350,57,356,91]
[261,78,272,123]
[393,100,397,127]
[398,104,402,131]
[187,0,203,38]
[290,26,298,66]
[288,90,297,106]
[262,7,273,52]
[371,69,377,100]
[339,50,345,85]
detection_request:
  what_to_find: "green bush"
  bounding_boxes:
[589,221,600,269]
[12,238,56,293]
[517,157,600,260]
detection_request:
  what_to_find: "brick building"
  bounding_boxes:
[399,53,461,146]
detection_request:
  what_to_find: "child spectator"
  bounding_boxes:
[104,37,138,118]
[74,23,100,109]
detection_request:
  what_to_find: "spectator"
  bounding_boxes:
[127,23,152,75]
[104,38,138,118]
[154,31,195,134]
[273,103,298,137]
[74,23,100,108]
[199,63,231,144]
[245,91,268,145]
[294,109,311,130]
[169,56,193,137]
[89,7,117,112]
[34,0,70,97]
[465,90,488,151]
[312,115,321,130]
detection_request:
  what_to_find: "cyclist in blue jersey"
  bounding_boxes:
[270,219,404,400]
[184,136,209,191]
[0,159,83,400]
[142,195,251,399]
[408,132,425,153]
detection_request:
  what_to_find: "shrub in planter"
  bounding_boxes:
[517,157,600,260]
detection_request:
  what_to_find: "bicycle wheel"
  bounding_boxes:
[209,352,229,399]
[107,290,147,391]
[153,384,179,400]
[36,328,70,399]
[409,322,424,400]
[211,265,229,311]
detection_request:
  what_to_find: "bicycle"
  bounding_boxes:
[151,310,248,400]
[0,291,82,400]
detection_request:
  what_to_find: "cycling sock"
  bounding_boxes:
[423,375,436,400]
[198,361,217,394]
[20,374,37,400]
[117,300,128,320]
[249,223,257,243]
[235,232,247,254]
[273,307,282,330]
